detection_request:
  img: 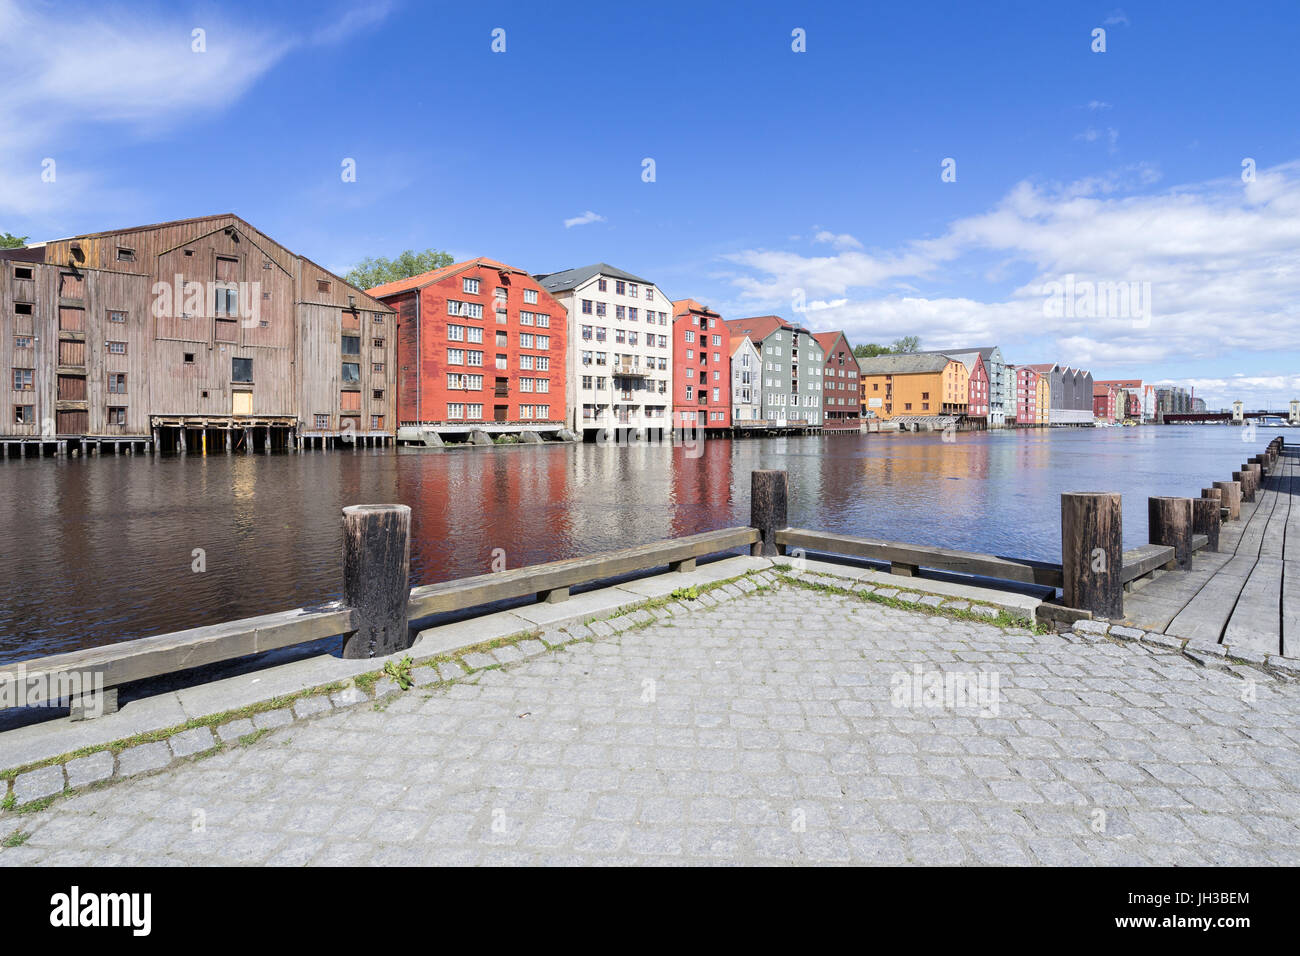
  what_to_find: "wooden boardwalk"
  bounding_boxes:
[1123,445,1297,657]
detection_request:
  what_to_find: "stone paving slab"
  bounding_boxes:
[4,579,1299,866]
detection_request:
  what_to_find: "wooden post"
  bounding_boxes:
[1192,497,1221,552]
[1251,454,1268,477]
[1148,496,1194,570]
[341,504,412,659]
[1060,492,1123,619]
[750,469,788,557]
[1212,480,1241,521]
[1234,469,1253,503]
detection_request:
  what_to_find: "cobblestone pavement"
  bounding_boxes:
[5,576,1300,866]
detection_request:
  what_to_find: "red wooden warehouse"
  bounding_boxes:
[368,258,568,434]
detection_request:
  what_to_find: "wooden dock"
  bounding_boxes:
[1122,443,1296,657]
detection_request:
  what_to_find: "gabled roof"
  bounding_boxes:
[813,331,860,367]
[856,353,953,375]
[724,315,801,342]
[673,297,720,319]
[1023,363,1058,374]
[32,213,394,312]
[918,345,1002,361]
[366,257,524,298]
[729,335,757,357]
[533,262,653,294]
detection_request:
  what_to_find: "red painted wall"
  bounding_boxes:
[672,311,731,428]
[384,264,567,425]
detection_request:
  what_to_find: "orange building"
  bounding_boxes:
[858,354,968,419]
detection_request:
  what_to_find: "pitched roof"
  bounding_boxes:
[723,315,793,341]
[856,353,953,375]
[673,297,719,319]
[729,335,756,357]
[1024,363,1058,374]
[533,262,653,294]
[366,257,523,298]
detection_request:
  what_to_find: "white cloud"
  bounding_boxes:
[812,230,863,251]
[0,1,392,221]
[719,161,1300,373]
[564,210,607,228]
[1103,9,1130,26]
[1085,100,1113,111]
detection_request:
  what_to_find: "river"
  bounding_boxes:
[0,425,1271,662]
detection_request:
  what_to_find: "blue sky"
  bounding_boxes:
[3,0,1298,408]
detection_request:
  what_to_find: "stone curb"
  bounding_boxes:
[2,567,777,817]
[1064,621,1300,679]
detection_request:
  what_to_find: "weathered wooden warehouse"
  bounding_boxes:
[2,215,394,457]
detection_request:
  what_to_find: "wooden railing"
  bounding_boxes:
[0,521,759,716]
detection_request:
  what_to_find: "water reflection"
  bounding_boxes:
[0,427,1262,661]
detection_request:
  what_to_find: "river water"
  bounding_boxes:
[0,425,1271,662]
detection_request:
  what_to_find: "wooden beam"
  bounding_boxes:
[773,528,1064,587]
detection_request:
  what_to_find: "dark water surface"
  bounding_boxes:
[0,426,1269,662]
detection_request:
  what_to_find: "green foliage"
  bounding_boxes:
[2,829,31,847]
[892,335,921,353]
[0,232,28,249]
[670,586,700,601]
[383,655,415,690]
[344,249,454,290]
[852,343,892,358]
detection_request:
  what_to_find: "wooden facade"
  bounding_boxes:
[2,215,394,448]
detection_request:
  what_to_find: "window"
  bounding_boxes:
[373,389,384,401]
[615,281,625,295]
[108,310,127,324]
[107,407,127,425]
[342,336,360,355]
[446,403,464,420]
[447,300,484,319]
[107,341,127,354]
[496,310,507,324]
[536,356,549,371]
[597,279,607,291]
[466,327,482,344]
[519,311,534,326]
[536,405,549,418]
[116,247,135,262]
[495,287,507,303]
[108,373,127,394]
[520,354,535,370]
[466,350,483,366]
[14,336,31,349]
[374,337,385,348]
[373,362,384,374]
[184,353,195,364]
[14,266,33,280]
[536,335,549,350]
[342,362,360,383]
[13,369,34,390]
[462,277,480,294]
[317,279,331,294]
[582,375,592,389]
[595,302,606,316]
[14,405,34,424]
[496,354,507,370]
[447,348,464,365]
[371,415,384,430]
[520,333,534,348]
[628,308,637,322]
[616,305,625,320]
[582,299,593,314]
[232,358,253,382]
[523,289,538,304]
[448,325,465,342]
[466,403,483,419]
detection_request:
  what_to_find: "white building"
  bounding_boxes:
[536,264,673,436]
[730,336,762,423]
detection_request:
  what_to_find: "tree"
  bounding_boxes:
[1,232,28,249]
[891,335,921,353]
[344,248,454,290]
[853,343,892,358]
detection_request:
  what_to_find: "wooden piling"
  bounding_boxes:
[1148,496,1194,570]
[1212,481,1241,521]
[750,469,788,557]
[341,504,412,659]
[1234,469,1254,503]
[1060,492,1124,619]
[1192,497,1221,552]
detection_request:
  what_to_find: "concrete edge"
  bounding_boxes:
[1064,619,1300,678]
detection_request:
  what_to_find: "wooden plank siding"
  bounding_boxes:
[5,215,395,440]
